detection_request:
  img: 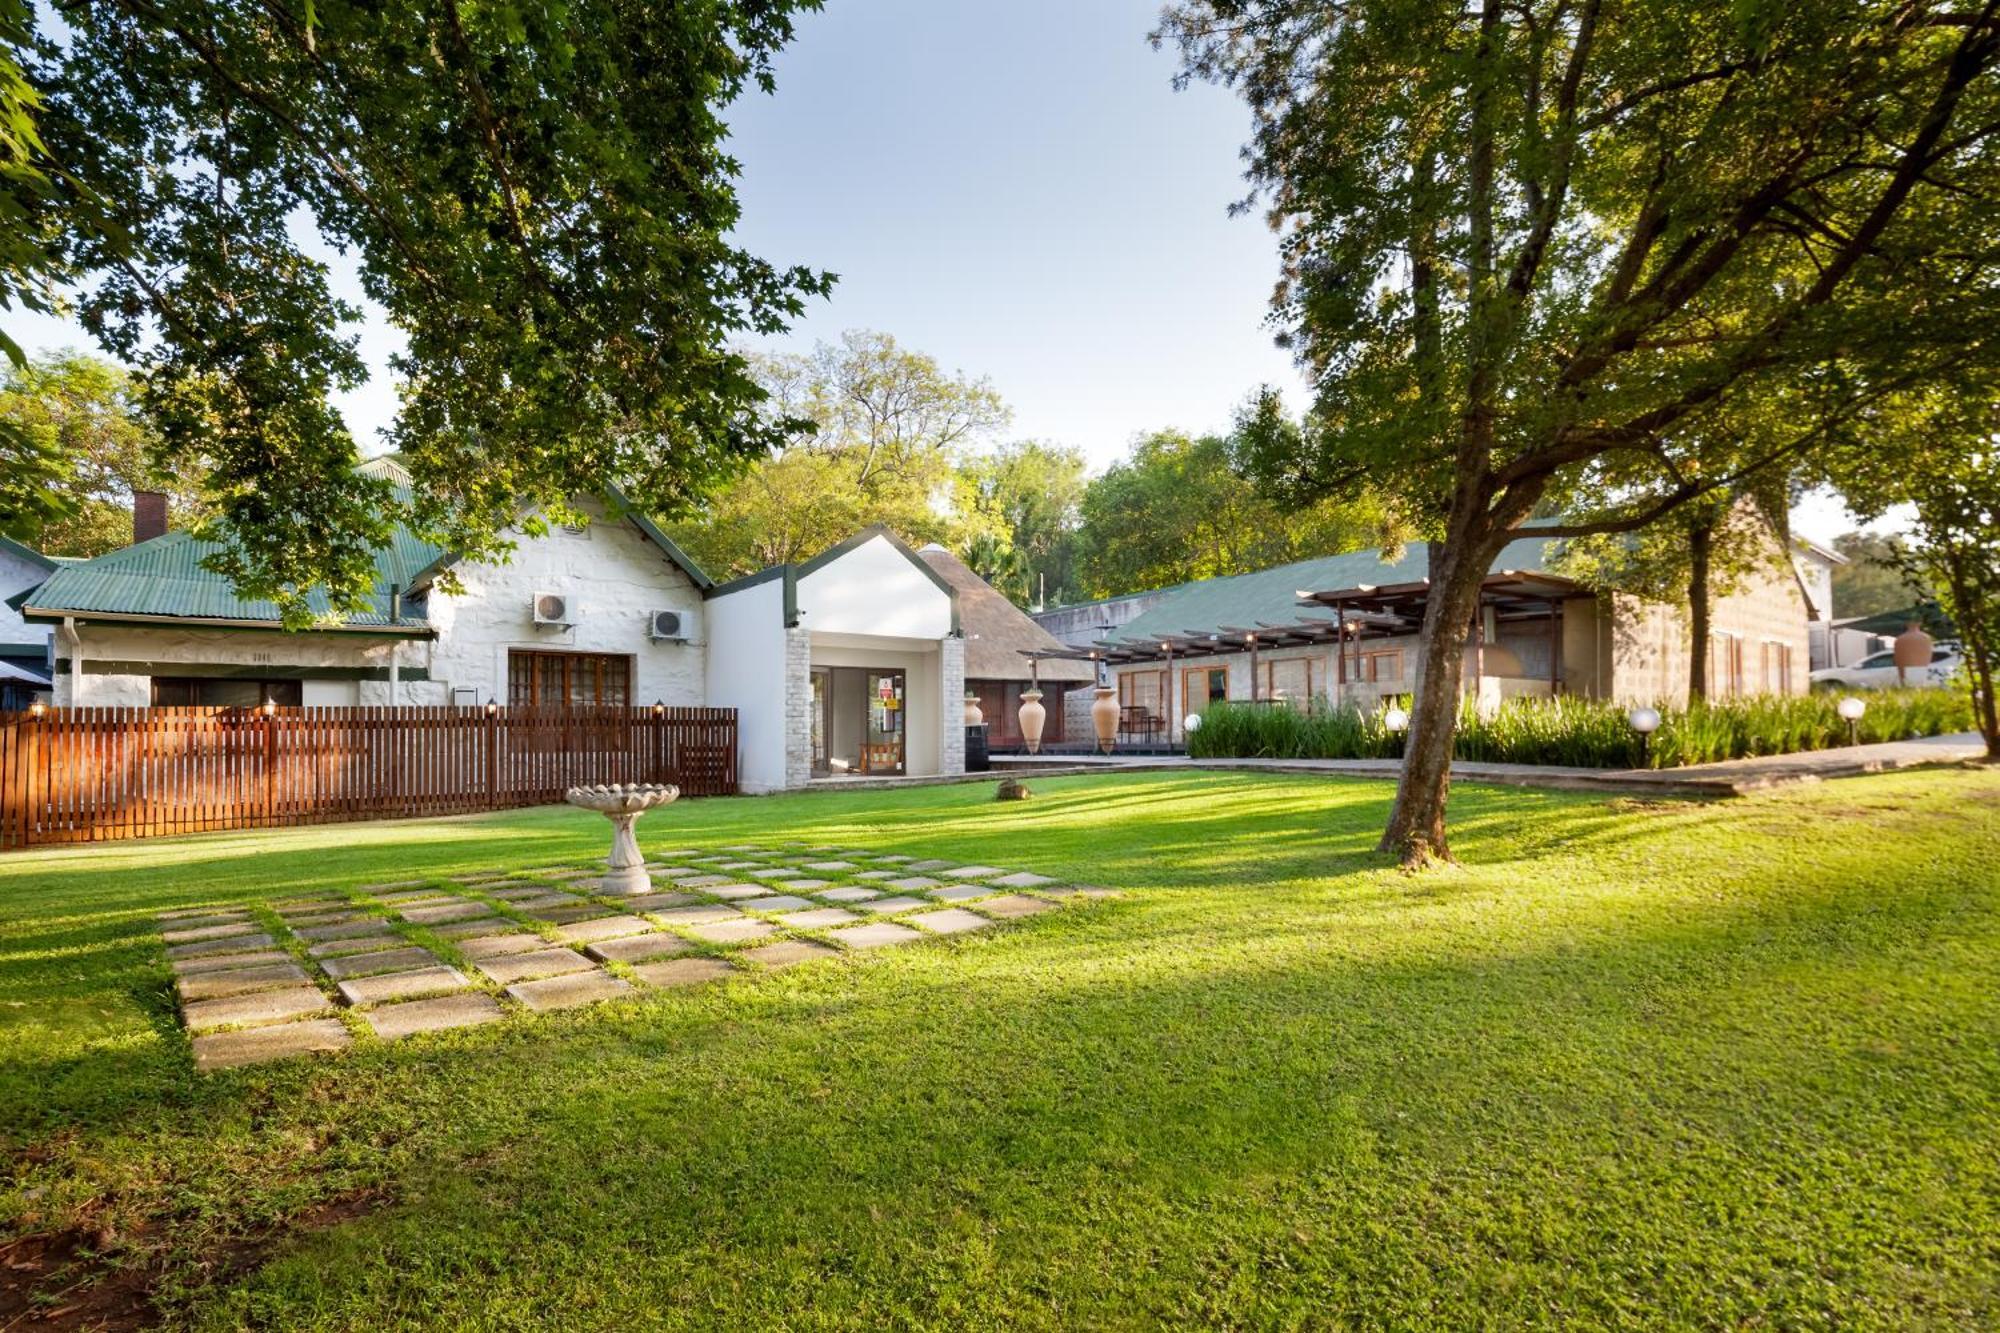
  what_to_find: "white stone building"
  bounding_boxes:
[12,469,966,794]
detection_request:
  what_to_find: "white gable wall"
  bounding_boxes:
[703,576,790,792]
[412,504,707,709]
[796,535,952,638]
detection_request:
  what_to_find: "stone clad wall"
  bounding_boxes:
[939,636,966,776]
[783,626,813,790]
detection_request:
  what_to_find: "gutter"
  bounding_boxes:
[56,616,83,705]
[19,607,436,637]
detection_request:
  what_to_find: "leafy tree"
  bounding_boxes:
[0,350,209,555]
[1829,531,1926,619]
[1072,429,1381,599]
[961,439,1087,606]
[12,0,830,623]
[1161,0,2000,865]
[1834,390,2000,757]
[668,331,1009,577]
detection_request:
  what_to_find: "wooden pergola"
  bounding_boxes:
[1021,569,1588,745]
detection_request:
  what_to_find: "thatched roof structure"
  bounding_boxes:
[917,546,1093,683]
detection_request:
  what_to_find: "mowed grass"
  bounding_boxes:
[2,768,1998,1329]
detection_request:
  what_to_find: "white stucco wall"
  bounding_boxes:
[796,536,953,639]
[703,576,789,793]
[811,634,944,778]
[416,507,707,709]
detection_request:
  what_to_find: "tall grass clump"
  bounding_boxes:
[1186,687,1973,769]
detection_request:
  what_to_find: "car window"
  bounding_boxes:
[1932,649,1955,662]
[1860,651,1894,668]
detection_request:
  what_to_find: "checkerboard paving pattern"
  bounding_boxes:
[160,841,1115,1071]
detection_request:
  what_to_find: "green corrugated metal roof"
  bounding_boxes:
[20,521,443,630]
[1114,534,1567,645]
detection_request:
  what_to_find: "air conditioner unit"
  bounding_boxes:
[532,593,573,627]
[648,609,690,642]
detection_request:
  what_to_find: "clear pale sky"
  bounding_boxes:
[11,0,1884,540]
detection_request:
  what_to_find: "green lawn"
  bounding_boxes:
[3,769,1998,1329]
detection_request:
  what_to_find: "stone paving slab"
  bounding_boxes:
[815,886,880,903]
[682,918,777,945]
[174,949,291,977]
[474,948,595,985]
[157,912,249,932]
[870,855,914,864]
[532,904,616,925]
[648,865,698,877]
[278,911,361,930]
[626,891,700,911]
[827,922,922,950]
[775,907,860,929]
[978,895,1056,919]
[652,905,744,926]
[905,859,956,872]
[699,882,770,900]
[940,865,1006,880]
[554,914,653,945]
[987,871,1059,888]
[168,932,277,960]
[506,893,582,911]
[715,860,767,871]
[884,876,940,891]
[295,919,390,942]
[321,946,438,980]
[490,885,555,901]
[856,896,928,914]
[456,932,552,960]
[928,884,995,904]
[852,870,898,881]
[364,993,506,1040]
[162,921,260,945]
[907,908,994,936]
[183,985,333,1032]
[193,1017,351,1071]
[742,939,840,969]
[336,966,471,1007]
[377,891,457,907]
[584,933,689,965]
[802,860,856,871]
[306,933,404,958]
[400,900,494,925]
[755,868,804,879]
[671,874,732,887]
[177,962,312,1001]
[782,878,833,891]
[426,916,508,939]
[506,970,633,1012]
[739,894,814,913]
[631,957,736,988]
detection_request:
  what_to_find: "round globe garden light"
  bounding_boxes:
[1837,694,1867,746]
[1382,704,1411,758]
[1183,712,1203,734]
[1627,705,1662,766]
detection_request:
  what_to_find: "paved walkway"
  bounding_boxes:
[981,732,1990,798]
[161,847,1111,1071]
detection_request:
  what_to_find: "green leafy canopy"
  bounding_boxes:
[17,0,831,624]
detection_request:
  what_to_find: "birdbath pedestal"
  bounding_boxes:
[564,783,680,894]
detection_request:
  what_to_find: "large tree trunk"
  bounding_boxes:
[1687,519,1713,701]
[1378,534,1493,867]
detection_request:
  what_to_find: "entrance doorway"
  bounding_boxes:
[811,666,907,776]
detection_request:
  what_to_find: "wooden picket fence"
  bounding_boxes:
[0,705,737,849]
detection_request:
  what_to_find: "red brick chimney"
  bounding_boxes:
[132,490,169,544]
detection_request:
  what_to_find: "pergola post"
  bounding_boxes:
[1247,633,1259,702]
[1163,641,1176,744]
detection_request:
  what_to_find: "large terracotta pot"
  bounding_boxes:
[1017,689,1046,754]
[963,692,984,726]
[1893,623,1934,683]
[1091,685,1119,755]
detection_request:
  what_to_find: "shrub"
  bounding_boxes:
[1185,688,1974,769]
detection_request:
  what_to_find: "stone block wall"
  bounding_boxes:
[939,636,966,776]
[783,625,813,790]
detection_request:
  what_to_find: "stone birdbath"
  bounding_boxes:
[564,782,680,894]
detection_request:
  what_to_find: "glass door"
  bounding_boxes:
[810,668,831,776]
[863,669,905,775]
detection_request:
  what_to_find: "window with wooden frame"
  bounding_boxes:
[1710,633,1745,698]
[1118,668,1166,716]
[150,678,303,708]
[1182,665,1229,711]
[1760,640,1795,694]
[1352,648,1402,684]
[1256,656,1318,704]
[507,650,633,708]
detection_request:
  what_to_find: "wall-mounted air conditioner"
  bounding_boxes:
[532,593,573,627]
[649,609,691,642]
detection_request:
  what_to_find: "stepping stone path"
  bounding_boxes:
[155,847,1111,1070]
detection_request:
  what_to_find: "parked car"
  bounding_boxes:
[1810,642,1962,689]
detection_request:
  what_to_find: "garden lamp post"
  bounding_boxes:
[1383,704,1410,759]
[28,697,45,719]
[1837,695,1866,746]
[1627,706,1662,767]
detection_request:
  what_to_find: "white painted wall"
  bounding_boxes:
[50,622,406,707]
[796,535,952,639]
[417,503,707,709]
[703,576,789,793]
